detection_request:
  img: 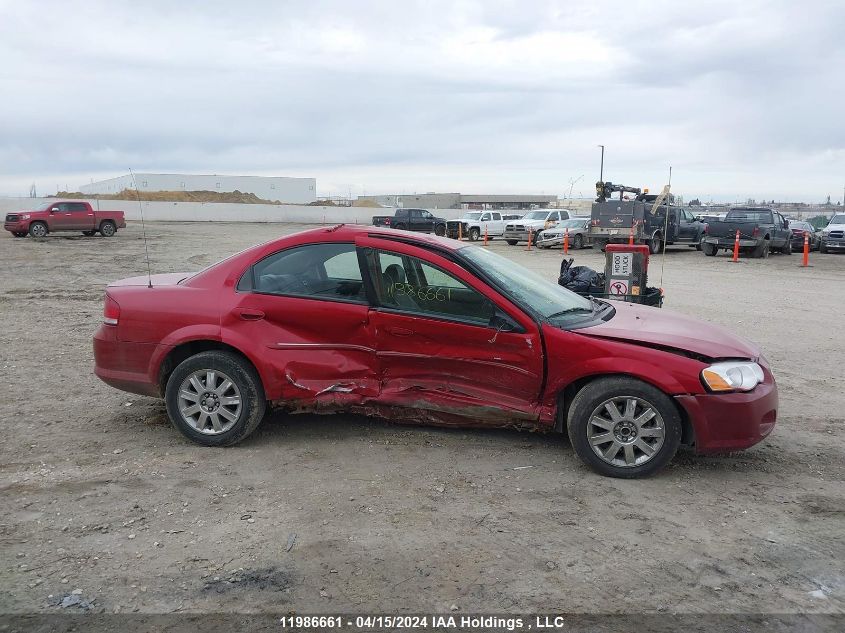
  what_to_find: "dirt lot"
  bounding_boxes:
[1,222,843,618]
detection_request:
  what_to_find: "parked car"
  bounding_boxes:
[536,217,592,249]
[787,221,820,251]
[94,225,778,478]
[371,208,447,236]
[446,211,508,241]
[4,200,126,238]
[503,209,571,245]
[701,207,792,257]
[819,213,845,253]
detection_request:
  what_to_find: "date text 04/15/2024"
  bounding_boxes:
[278,615,570,630]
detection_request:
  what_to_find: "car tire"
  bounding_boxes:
[165,351,266,447]
[82,230,96,236]
[468,227,480,241]
[703,242,717,256]
[99,221,116,237]
[573,234,583,249]
[506,240,518,246]
[695,236,703,251]
[648,233,663,254]
[434,224,446,237]
[567,376,682,478]
[753,239,770,258]
[28,222,48,238]
[819,241,827,254]
[781,239,792,255]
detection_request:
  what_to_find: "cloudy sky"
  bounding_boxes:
[1,0,843,202]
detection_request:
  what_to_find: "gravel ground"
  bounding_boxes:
[1,221,843,618]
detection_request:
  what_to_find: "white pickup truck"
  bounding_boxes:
[503,209,572,245]
[445,211,522,241]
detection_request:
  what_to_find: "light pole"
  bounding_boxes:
[598,145,605,184]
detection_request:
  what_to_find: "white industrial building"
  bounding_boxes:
[79,173,316,204]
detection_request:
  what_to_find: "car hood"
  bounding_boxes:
[108,272,189,287]
[580,301,760,360]
[824,223,845,231]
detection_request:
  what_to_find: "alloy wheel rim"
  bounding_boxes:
[32,224,46,236]
[587,396,665,467]
[102,224,114,236]
[178,369,242,435]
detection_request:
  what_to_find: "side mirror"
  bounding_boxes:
[50,207,59,213]
[489,309,517,333]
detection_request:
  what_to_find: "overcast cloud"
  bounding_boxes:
[1,0,843,201]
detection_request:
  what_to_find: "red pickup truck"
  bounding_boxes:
[4,200,126,238]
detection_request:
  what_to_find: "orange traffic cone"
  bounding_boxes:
[563,228,569,255]
[628,223,634,246]
[802,231,810,267]
[458,222,463,241]
[526,228,533,251]
[731,229,740,262]
[484,225,489,247]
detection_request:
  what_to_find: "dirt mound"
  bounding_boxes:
[54,189,283,205]
[352,198,383,208]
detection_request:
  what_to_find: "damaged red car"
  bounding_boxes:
[93,225,777,478]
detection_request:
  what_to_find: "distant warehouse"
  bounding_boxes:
[357,193,557,210]
[79,173,317,204]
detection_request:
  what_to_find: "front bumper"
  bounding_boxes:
[821,238,845,250]
[674,376,778,453]
[4,221,27,233]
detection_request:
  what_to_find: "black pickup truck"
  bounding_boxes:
[372,208,447,236]
[701,207,792,258]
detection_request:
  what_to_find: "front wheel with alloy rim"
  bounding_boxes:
[28,222,48,238]
[165,351,266,446]
[567,376,682,478]
[469,227,480,241]
[573,233,583,249]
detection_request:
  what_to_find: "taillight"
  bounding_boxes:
[103,293,120,325]
[384,217,391,225]
[704,224,708,234]
[752,226,760,237]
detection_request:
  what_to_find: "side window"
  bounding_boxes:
[480,213,491,221]
[371,250,495,326]
[420,210,433,219]
[549,212,559,222]
[249,243,365,303]
[70,203,88,212]
[492,213,501,221]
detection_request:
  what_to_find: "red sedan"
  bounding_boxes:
[93,225,777,478]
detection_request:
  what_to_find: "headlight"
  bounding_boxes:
[22,214,30,219]
[701,361,764,392]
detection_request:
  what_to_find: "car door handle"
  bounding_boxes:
[235,308,265,321]
[386,326,413,337]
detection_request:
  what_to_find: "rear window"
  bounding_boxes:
[727,210,773,223]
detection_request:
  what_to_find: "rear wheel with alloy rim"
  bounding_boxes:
[567,376,681,478]
[165,351,266,446]
[99,221,116,237]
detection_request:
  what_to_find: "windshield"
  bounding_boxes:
[558,219,586,229]
[522,211,549,221]
[462,212,482,220]
[830,214,845,225]
[460,245,595,324]
[34,201,56,211]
